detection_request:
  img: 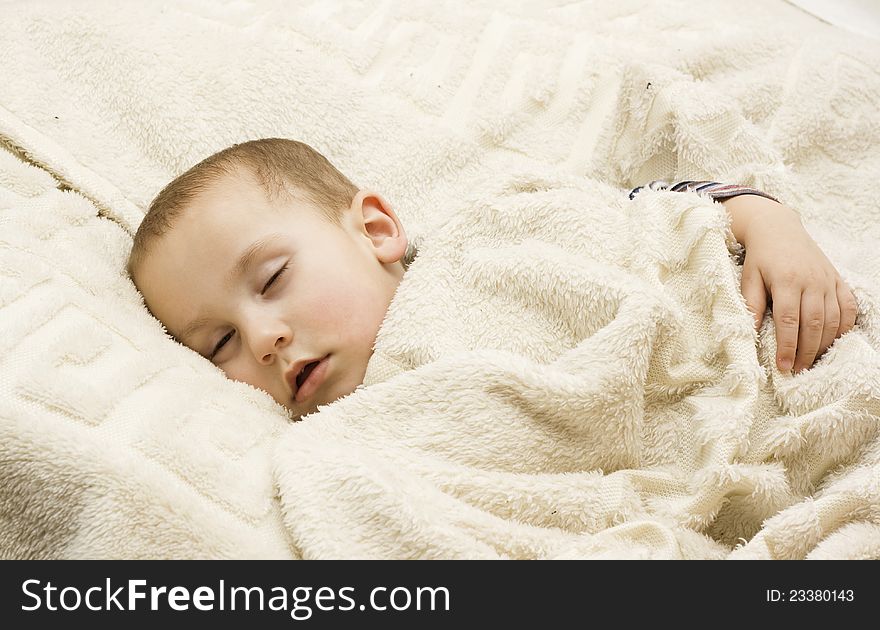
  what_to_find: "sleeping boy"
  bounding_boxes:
[127,138,859,420]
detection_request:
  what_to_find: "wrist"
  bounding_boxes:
[722,194,801,246]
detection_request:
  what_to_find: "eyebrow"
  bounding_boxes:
[177,233,285,347]
[225,233,286,287]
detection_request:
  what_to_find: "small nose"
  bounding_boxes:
[248,319,293,364]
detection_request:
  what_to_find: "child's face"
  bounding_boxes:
[134,169,407,419]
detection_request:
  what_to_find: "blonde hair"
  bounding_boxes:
[126,138,359,279]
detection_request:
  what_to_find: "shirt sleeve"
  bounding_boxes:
[628,180,779,203]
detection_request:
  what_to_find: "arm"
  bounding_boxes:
[630,181,859,374]
[722,193,858,374]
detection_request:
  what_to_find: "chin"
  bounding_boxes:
[282,359,367,419]
[283,386,353,420]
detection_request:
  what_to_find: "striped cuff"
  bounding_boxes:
[629,180,779,203]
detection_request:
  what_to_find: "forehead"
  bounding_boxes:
[135,175,285,334]
[174,164,326,249]
[184,167,325,232]
[134,172,341,347]
[192,167,274,216]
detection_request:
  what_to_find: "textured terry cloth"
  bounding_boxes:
[273,151,879,559]
[1,0,879,559]
[0,147,296,559]
[403,181,781,268]
[629,181,780,203]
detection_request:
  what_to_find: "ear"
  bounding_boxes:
[348,190,408,264]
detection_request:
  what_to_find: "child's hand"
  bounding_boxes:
[724,195,859,374]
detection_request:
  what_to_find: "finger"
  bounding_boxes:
[772,288,801,373]
[817,287,840,359]
[793,290,824,374]
[837,279,858,335]
[740,264,767,330]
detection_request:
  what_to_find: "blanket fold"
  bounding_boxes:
[1,0,878,559]
[273,156,880,558]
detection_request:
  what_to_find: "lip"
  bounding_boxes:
[285,355,329,404]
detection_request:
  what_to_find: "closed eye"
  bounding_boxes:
[262,263,288,294]
[209,330,233,360]
[209,263,289,361]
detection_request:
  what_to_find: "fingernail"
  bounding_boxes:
[779,359,793,372]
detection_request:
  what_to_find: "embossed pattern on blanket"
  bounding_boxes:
[1,0,879,559]
[0,147,295,559]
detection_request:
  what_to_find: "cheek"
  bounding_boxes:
[308,269,389,339]
[218,360,267,392]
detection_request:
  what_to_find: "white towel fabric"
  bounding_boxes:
[275,154,880,559]
[1,0,878,558]
[0,146,296,559]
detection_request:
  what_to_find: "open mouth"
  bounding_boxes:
[295,361,320,390]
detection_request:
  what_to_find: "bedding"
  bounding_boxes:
[1,0,878,558]
[275,152,880,559]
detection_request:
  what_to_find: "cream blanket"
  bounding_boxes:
[1,0,879,558]
[276,155,880,559]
